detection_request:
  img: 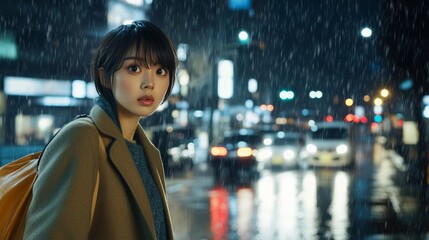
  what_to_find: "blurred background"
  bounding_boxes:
[1,0,429,239]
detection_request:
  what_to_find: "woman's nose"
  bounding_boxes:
[142,81,154,89]
[141,71,154,89]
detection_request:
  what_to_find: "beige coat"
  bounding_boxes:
[24,105,173,239]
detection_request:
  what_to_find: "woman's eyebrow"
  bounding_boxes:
[123,57,143,61]
[122,57,161,67]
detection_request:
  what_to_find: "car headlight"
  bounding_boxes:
[257,148,273,160]
[187,142,195,150]
[263,138,273,146]
[306,144,317,154]
[168,147,181,155]
[336,144,348,154]
[283,149,296,160]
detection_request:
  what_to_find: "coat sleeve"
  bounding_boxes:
[24,121,100,239]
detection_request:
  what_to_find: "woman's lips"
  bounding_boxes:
[138,95,154,106]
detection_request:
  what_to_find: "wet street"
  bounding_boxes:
[166,140,429,240]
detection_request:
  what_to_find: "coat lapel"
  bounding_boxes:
[136,126,165,191]
[89,106,156,238]
[136,125,174,238]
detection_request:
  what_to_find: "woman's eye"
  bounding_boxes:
[128,65,141,73]
[156,68,168,76]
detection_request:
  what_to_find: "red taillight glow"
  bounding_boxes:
[360,116,368,123]
[209,187,229,239]
[325,115,334,122]
[344,114,354,122]
[211,146,228,157]
[237,147,253,157]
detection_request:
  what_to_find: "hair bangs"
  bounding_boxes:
[130,33,175,72]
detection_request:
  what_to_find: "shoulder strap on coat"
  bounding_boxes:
[73,114,106,227]
[36,114,91,169]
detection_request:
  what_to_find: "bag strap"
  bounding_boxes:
[90,133,104,226]
[36,114,91,169]
[74,114,106,227]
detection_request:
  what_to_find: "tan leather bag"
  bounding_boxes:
[0,117,103,239]
[0,152,40,239]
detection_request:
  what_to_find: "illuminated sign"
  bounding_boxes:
[4,76,71,96]
[217,60,234,99]
[228,0,251,10]
[0,32,17,60]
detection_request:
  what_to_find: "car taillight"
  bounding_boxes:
[211,146,228,157]
[237,147,253,157]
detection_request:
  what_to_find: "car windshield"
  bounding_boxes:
[223,135,261,145]
[311,128,348,140]
[273,137,300,145]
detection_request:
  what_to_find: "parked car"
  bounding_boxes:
[151,126,196,174]
[209,129,262,179]
[166,136,196,169]
[302,121,356,168]
[257,131,304,169]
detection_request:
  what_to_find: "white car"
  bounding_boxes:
[302,121,355,168]
[257,131,303,169]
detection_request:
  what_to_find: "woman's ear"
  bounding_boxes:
[98,68,111,89]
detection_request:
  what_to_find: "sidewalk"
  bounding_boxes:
[370,142,429,236]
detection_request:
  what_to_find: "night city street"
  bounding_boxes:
[1,0,429,239]
[166,137,429,239]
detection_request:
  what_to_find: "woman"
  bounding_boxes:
[24,20,178,239]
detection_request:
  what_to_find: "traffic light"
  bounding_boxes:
[279,90,294,101]
[374,115,383,123]
[238,30,250,45]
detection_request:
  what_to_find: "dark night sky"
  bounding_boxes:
[2,0,424,119]
[148,0,385,115]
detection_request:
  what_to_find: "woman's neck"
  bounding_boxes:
[116,104,140,141]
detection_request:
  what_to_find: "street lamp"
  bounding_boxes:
[360,27,373,38]
[248,78,257,93]
[374,97,383,106]
[345,98,354,107]
[380,88,390,98]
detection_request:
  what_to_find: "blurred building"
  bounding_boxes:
[0,0,153,145]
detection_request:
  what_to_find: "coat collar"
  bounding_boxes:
[89,105,173,239]
[89,105,123,140]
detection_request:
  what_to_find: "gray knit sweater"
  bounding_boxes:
[95,97,167,240]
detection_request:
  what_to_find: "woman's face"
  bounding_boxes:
[111,53,170,119]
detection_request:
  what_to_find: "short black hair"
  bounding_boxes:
[91,20,178,103]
